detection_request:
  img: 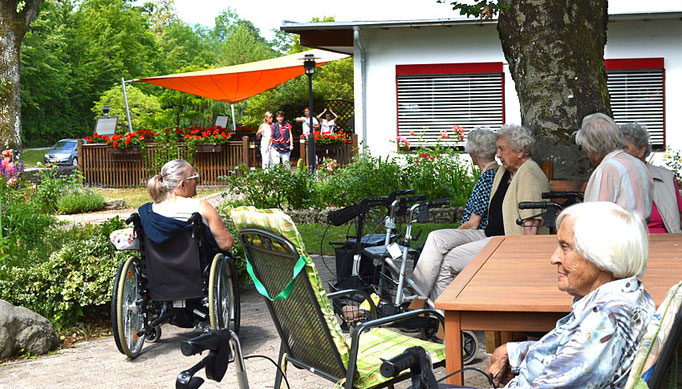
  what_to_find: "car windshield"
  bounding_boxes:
[52,141,76,151]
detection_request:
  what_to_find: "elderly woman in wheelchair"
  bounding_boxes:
[110,159,240,359]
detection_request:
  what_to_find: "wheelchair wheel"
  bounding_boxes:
[146,325,162,343]
[462,330,479,365]
[111,258,146,358]
[208,254,240,333]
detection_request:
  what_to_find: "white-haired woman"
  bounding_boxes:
[575,113,653,220]
[486,202,655,388]
[412,124,549,304]
[145,159,234,250]
[620,122,682,233]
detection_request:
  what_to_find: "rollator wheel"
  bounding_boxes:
[146,325,162,343]
[111,258,146,358]
[208,254,241,333]
[462,330,479,365]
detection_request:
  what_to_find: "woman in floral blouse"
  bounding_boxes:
[486,201,655,388]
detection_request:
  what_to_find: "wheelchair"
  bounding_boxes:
[110,209,240,359]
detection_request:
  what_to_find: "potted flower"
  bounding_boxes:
[185,126,232,153]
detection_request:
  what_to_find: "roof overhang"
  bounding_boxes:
[281,12,682,54]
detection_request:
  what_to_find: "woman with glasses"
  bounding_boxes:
[146,159,234,250]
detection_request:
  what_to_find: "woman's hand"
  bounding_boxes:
[486,344,513,387]
[458,213,482,230]
[522,218,541,235]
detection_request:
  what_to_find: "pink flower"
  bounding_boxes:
[7,177,17,186]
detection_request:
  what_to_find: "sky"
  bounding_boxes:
[161,0,682,40]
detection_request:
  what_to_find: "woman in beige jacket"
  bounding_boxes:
[412,124,550,302]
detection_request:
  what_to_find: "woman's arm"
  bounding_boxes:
[330,109,339,120]
[256,124,263,137]
[523,218,541,235]
[200,200,234,250]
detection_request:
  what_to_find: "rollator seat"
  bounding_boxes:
[362,245,419,262]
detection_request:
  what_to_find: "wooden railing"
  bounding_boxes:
[78,134,359,187]
[79,137,251,187]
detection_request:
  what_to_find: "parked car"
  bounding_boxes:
[44,139,79,166]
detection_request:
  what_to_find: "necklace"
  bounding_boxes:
[481,160,497,173]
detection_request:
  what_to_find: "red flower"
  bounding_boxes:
[113,140,118,148]
[125,138,131,145]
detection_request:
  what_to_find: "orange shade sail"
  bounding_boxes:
[137,49,349,103]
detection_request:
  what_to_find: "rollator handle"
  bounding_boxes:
[180,328,231,356]
[380,346,438,388]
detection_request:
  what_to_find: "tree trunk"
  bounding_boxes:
[497,0,610,179]
[0,0,41,158]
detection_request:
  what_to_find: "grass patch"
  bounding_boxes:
[23,148,49,168]
[92,187,225,209]
[298,222,461,255]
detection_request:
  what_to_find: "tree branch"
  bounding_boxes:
[21,0,42,30]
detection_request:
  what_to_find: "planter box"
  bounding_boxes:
[106,146,141,156]
[196,144,224,153]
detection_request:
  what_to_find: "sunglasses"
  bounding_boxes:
[184,173,199,183]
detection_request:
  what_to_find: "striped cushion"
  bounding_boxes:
[625,281,682,389]
[353,328,446,388]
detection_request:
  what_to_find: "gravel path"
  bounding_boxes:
[3,199,492,388]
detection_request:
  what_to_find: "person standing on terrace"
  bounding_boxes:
[295,107,320,138]
[256,111,273,169]
[269,111,294,170]
[317,108,338,135]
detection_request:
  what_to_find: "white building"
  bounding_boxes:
[282,11,682,158]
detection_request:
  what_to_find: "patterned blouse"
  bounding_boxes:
[506,276,655,388]
[460,168,497,229]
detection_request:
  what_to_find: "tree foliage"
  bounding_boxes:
[16,2,354,151]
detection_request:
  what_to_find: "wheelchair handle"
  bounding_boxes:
[126,213,139,225]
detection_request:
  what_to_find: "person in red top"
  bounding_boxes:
[269,111,294,170]
[621,122,682,233]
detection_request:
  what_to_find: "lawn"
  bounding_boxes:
[297,222,460,255]
[23,148,49,168]
[92,187,225,209]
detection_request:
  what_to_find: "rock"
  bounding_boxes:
[103,199,126,210]
[0,300,60,359]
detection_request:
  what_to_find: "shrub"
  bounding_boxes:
[0,217,129,330]
[56,190,105,214]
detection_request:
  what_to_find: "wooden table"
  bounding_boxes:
[435,234,682,385]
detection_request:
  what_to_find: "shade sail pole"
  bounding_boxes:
[231,104,236,131]
[122,77,133,132]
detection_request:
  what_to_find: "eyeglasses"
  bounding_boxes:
[184,173,199,183]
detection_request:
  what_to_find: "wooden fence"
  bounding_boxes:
[79,134,358,187]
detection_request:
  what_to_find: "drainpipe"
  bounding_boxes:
[354,27,367,151]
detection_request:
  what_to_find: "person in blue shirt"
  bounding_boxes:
[486,201,655,388]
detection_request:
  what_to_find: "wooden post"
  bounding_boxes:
[241,136,249,167]
[299,135,307,169]
[77,139,83,172]
[352,134,359,153]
